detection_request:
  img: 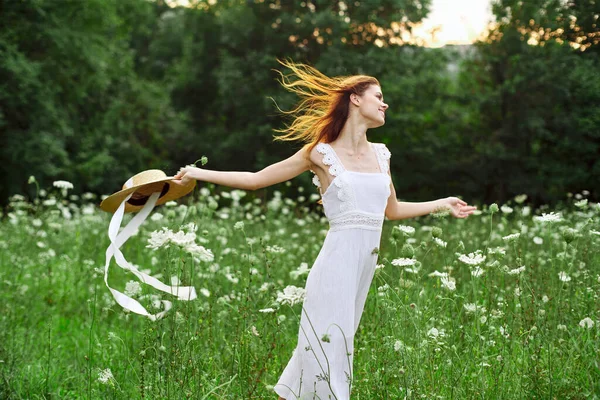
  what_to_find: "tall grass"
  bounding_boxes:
[0,186,598,399]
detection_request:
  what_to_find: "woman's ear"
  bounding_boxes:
[350,93,360,107]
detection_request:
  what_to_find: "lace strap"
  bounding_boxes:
[373,143,391,174]
[315,143,345,177]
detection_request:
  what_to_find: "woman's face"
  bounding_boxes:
[356,84,389,128]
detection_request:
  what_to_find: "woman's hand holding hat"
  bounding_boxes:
[173,166,201,186]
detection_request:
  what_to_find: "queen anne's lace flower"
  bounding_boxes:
[579,317,594,329]
[533,212,562,223]
[276,285,306,306]
[458,252,486,266]
[391,258,417,267]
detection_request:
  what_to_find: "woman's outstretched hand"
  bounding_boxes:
[172,166,201,187]
[445,197,477,219]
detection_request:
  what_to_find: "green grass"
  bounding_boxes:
[0,186,599,399]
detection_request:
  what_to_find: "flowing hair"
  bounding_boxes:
[273,59,379,153]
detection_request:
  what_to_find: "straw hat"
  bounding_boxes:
[100,169,196,213]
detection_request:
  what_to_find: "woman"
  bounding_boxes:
[173,61,476,400]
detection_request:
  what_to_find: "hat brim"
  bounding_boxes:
[100,177,196,213]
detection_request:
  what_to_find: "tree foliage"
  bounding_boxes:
[0,0,598,206]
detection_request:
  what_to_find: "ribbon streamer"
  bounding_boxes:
[103,181,197,321]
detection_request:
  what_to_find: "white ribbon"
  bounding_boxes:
[104,181,197,321]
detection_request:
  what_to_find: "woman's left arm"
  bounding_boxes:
[384,165,477,220]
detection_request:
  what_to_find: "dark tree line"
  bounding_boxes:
[1,0,598,206]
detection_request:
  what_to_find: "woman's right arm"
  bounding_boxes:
[172,147,311,191]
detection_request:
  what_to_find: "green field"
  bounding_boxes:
[1,184,599,399]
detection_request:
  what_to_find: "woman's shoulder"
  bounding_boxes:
[370,142,392,159]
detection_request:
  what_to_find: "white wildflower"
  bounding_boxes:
[542,295,549,303]
[507,266,526,276]
[266,245,286,254]
[397,225,416,235]
[391,258,417,267]
[433,237,447,248]
[463,303,486,314]
[471,266,485,277]
[579,317,594,329]
[150,213,164,221]
[259,308,275,313]
[147,228,173,250]
[276,285,306,306]
[514,287,521,297]
[558,271,571,282]
[458,252,486,266]
[557,324,567,331]
[234,221,245,230]
[502,232,520,242]
[533,212,562,223]
[514,194,527,204]
[428,270,448,278]
[186,243,214,261]
[574,199,588,208]
[53,180,73,190]
[440,276,456,291]
[124,281,142,297]
[533,236,543,245]
[290,262,310,279]
[200,288,210,297]
[427,327,445,339]
[97,368,115,385]
[501,205,513,214]
[251,326,260,337]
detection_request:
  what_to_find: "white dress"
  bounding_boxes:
[274,142,392,400]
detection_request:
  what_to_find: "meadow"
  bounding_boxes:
[0,181,599,399]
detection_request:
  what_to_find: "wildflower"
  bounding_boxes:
[186,243,214,261]
[259,308,275,313]
[471,267,485,277]
[542,295,549,303]
[458,252,486,266]
[53,180,73,190]
[147,228,173,249]
[43,198,57,206]
[124,281,142,297]
[428,270,448,278]
[507,266,526,276]
[393,340,404,352]
[463,303,486,314]
[440,276,456,291]
[558,271,571,282]
[433,238,447,248]
[200,156,208,166]
[514,194,527,204]
[522,206,531,216]
[234,221,245,230]
[276,285,306,306]
[290,262,310,279]
[98,368,115,386]
[375,264,385,270]
[579,317,594,329]
[266,245,286,254]
[501,205,513,214]
[533,236,543,245]
[557,324,567,331]
[251,326,260,337]
[427,327,445,339]
[574,199,588,208]
[502,233,520,242]
[396,225,415,236]
[533,212,562,223]
[200,288,210,297]
[391,258,417,267]
[489,203,499,213]
[514,287,521,297]
[590,230,600,236]
[150,213,164,221]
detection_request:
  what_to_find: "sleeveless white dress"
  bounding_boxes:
[274,142,392,400]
